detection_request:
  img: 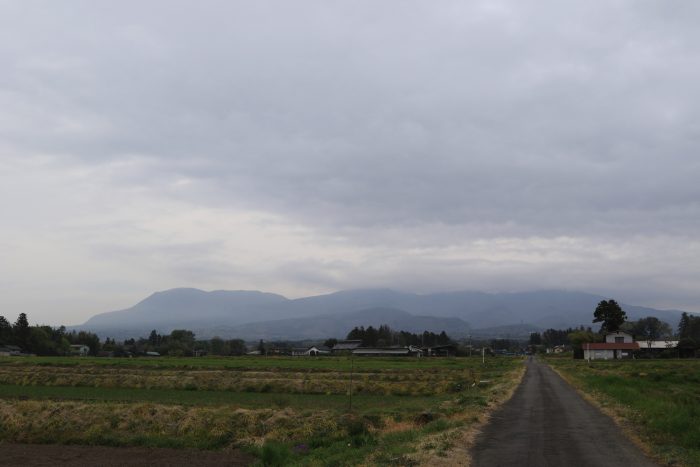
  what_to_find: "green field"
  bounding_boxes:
[547,357,700,467]
[0,355,524,466]
[0,355,479,370]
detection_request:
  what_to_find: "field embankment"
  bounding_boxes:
[0,356,523,466]
[547,357,700,467]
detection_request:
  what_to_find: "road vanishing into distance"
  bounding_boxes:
[471,357,659,467]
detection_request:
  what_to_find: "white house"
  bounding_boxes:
[0,345,22,356]
[605,330,633,344]
[583,331,638,360]
[292,346,331,356]
[69,344,90,357]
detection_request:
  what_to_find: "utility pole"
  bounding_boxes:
[587,342,590,364]
[348,352,354,412]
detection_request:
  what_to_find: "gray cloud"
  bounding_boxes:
[2,1,700,322]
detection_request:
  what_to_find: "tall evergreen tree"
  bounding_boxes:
[13,313,30,349]
[678,312,691,338]
[593,299,627,333]
[0,316,12,344]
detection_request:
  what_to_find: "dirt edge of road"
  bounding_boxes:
[415,359,528,467]
[546,362,661,466]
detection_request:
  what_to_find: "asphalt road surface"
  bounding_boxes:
[471,357,659,467]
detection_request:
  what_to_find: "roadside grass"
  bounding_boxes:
[0,355,523,465]
[547,358,700,467]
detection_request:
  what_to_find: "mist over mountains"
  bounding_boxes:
[77,288,690,341]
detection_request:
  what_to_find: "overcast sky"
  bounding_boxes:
[2,1,699,325]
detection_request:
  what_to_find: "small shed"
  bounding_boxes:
[422,344,457,357]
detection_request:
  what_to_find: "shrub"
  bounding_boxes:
[259,440,292,466]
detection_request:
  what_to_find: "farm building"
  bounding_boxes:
[291,346,331,356]
[583,332,639,360]
[636,340,679,357]
[331,340,362,354]
[0,345,22,356]
[422,344,457,357]
[606,330,634,344]
[69,344,90,356]
[352,346,423,357]
[546,345,568,354]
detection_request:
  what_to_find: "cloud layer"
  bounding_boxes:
[2,1,699,324]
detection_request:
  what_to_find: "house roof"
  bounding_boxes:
[333,341,362,350]
[352,348,412,355]
[585,343,639,350]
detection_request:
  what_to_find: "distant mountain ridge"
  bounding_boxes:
[77,287,693,340]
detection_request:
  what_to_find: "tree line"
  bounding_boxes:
[0,313,248,357]
[0,313,101,356]
[345,324,452,347]
[528,300,700,354]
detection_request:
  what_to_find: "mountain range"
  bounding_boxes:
[76,288,692,341]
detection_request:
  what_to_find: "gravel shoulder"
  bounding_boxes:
[470,357,659,467]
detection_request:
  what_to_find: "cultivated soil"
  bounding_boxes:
[0,443,253,467]
[470,357,659,467]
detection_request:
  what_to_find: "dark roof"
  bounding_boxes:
[352,346,423,355]
[585,343,639,350]
[352,348,411,355]
[333,341,362,350]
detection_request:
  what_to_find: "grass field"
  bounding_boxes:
[547,357,700,467]
[0,355,524,466]
[0,355,481,370]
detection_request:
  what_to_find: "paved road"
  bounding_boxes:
[471,357,659,467]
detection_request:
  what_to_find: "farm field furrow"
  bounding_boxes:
[0,355,524,466]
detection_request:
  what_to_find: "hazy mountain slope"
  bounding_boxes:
[282,289,421,318]
[77,287,693,340]
[83,288,289,329]
[198,307,471,341]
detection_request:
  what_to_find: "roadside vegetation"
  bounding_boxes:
[0,355,524,465]
[547,357,700,467]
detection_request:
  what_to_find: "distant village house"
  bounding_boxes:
[583,331,638,360]
[69,344,90,357]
